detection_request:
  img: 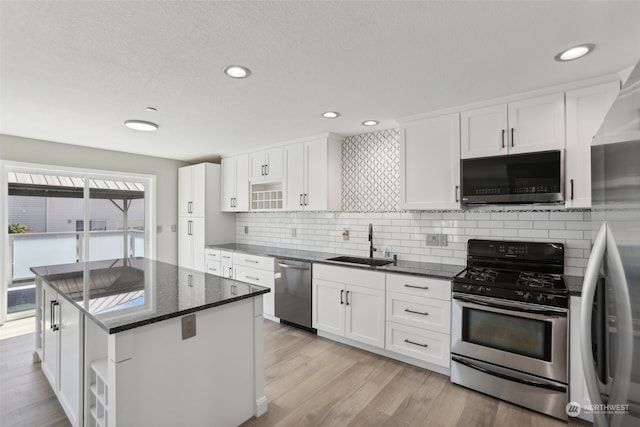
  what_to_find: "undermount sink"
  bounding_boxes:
[327,256,393,267]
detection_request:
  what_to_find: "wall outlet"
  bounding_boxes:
[438,233,448,247]
[182,314,196,340]
[244,226,249,234]
[291,228,297,237]
[426,234,439,246]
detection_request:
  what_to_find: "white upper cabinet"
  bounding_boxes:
[565,80,620,208]
[460,104,508,158]
[461,92,565,158]
[284,135,342,211]
[249,146,284,182]
[178,163,207,217]
[399,113,461,210]
[221,154,249,212]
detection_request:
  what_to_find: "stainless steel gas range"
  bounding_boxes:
[450,239,569,420]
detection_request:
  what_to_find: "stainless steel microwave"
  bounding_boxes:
[460,150,564,206]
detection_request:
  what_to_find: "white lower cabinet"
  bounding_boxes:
[313,264,386,349]
[385,273,451,368]
[40,281,83,427]
[386,322,450,367]
[232,252,276,320]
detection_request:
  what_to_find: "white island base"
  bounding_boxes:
[36,289,267,427]
[99,296,267,427]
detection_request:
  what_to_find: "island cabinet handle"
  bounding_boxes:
[245,275,260,281]
[188,274,193,287]
[404,284,429,290]
[404,308,429,316]
[404,339,428,348]
[227,267,233,278]
[51,301,60,331]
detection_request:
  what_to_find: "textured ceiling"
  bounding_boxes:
[1,1,640,162]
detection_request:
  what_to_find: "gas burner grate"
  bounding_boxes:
[517,271,555,288]
[466,267,498,282]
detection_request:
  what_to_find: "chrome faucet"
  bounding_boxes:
[368,223,377,258]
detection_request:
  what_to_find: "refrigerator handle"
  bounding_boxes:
[605,227,634,427]
[580,222,608,427]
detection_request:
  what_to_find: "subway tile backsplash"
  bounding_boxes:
[235,210,592,276]
[234,130,593,277]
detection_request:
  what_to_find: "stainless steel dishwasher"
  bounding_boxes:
[274,259,314,331]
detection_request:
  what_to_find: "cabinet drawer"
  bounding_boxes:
[385,322,450,368]
[205,260,222,276]
[386,274,450,301]
[220,251,234,263]
[205,249,221,261]
[386,292,451,333]
[235,266,274,288]
[233,253,274,271]
[313,264,385,291]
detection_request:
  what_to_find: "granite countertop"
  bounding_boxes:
[31,257,270,334]
[207,243,464,280]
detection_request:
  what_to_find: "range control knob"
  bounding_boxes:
[477,286,485,293]
[536,294,547,303]
[522,292,533,301]
[463,284,474,292]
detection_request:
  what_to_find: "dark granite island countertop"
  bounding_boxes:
[32,257,270,426]
[31,257,270,334]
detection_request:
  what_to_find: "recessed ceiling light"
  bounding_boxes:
[362,120,379,126]
[125,120,158,132]
[554,44,595,62]
[322,111,340,119]
[223,65,251,79]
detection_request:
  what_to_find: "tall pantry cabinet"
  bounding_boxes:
[178,163,236,272]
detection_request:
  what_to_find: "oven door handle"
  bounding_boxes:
[451,356,566,393]
[452,294,567,317]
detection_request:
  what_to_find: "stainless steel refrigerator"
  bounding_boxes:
[582,59,640,427]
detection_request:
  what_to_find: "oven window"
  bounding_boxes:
[462,307,552,361]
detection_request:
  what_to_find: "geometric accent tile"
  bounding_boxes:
[342,129,400,211]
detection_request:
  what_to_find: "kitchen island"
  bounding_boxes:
[32,257,270,427]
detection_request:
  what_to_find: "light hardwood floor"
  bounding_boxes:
[1,319,591,427]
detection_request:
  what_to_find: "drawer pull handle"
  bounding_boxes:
[404,308,429,316]
[404,339,428,348]
[222,255,231,259]
[245,276,260,281]
[404,284,429,290]
[245,259,259,263]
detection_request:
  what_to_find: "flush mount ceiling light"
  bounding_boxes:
[223,65,251,79]
[124,120,158,132]
[145,107,157,112]
[322,111,340,119]
[362,120,379,126]
[554,44,595,62]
